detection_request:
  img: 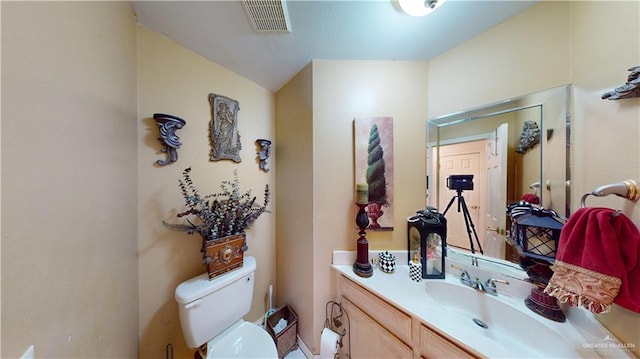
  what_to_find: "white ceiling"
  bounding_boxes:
[133,0,538,92]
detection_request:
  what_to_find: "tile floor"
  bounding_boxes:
[284,347,307,358]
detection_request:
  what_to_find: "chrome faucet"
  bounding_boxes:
[471,277,485,292]
[484,278,510,295]
[460,272,476,288]
[451,264,510,295]
[452,265,473,285]
[471,256,479,267]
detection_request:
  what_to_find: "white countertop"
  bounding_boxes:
[332,251,636,359]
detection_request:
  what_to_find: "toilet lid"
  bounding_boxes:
[207,321,278,359]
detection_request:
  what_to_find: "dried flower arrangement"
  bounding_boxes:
[164,167,270,242]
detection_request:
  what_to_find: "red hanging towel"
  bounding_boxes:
[544,207,640,314]
[521,193,540,205]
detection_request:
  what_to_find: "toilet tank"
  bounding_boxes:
[175,256,256,348]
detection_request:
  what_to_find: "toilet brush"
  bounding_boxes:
[264,284,276,328]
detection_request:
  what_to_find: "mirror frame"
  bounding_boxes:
[426,85,571,273]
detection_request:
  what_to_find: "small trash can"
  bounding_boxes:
[267,304,298,358]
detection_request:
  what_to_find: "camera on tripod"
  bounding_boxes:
[446,175,474,191]
[442,174,483,254]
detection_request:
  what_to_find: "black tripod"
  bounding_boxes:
[442,189,484,255]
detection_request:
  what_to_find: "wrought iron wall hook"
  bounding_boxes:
[153,113,186,166]
[256,138,272,172]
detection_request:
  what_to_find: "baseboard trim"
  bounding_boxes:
[296,335,313,358]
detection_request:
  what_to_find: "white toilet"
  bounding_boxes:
[175,256,279,358]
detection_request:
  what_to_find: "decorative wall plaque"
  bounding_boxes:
[209,93,242,162]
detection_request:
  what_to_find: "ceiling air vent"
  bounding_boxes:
[242,0,291,33]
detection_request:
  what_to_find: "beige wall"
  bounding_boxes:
[570,1,640,347]
[312,60,430,250]
[274,64,315,351]
[1,2,139,358]
[276,60,430,353]
[136,27,277,359]
[428,1,572,117]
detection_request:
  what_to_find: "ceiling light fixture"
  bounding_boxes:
[393,0,445,17]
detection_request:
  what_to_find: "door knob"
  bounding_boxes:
[486,227,506,235]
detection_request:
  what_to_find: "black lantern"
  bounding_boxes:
[507,202,565,262]
[407,207,447,279]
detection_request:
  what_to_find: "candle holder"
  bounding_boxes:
[353,203,373,277]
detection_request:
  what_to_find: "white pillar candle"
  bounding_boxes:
[356,183,369,204]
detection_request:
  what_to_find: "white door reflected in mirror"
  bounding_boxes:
[484,123,508,259]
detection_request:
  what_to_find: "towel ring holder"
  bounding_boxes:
[580,179,640,211]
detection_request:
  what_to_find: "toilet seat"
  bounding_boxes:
[206,320,278,359]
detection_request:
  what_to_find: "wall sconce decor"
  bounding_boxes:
[256,139,272,172]
[407,207,447,279]
[209,93,242,162]
[515,120,540,154]
[602,66,640,100]
[153,113,186,166]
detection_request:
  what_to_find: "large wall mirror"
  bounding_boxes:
[426,85,571,268]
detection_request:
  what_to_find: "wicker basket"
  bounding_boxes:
[267,305,298,358]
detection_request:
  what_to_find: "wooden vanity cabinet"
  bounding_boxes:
[419,324,478,359]
[341,298,413,358]
[337,275,481,359]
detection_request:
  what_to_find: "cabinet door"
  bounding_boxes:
[340,276,412,343]
[341,297,413,359]
[420,324,478,359]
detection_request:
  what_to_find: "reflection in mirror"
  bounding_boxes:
[427,85,571,268]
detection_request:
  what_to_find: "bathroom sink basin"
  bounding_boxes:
[424,279,585,358]
[332,262,634,358]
